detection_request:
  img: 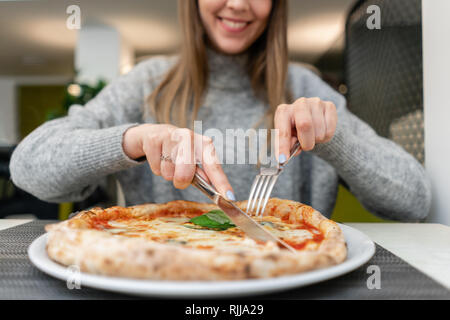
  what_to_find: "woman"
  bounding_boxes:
[10,0,431,221]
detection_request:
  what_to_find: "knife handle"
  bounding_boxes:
[192,172,219,203]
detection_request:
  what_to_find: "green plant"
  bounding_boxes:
[46,78,107,121]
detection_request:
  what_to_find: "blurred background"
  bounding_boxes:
[0,0,427,223]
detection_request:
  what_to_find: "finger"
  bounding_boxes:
[192,134,212,185]
[143,134,162,176]
[274,104,293,164]
[173,129,196,189]
[193,132,205,166]
[324,102,337,142]
[201,137,235,201]
[294,101,315,151]
[311,100,326,143]
[291,137,302,157]
[192,133,212,184]
[160,141,176,182]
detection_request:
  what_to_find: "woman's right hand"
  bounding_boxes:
[122,124,236,201]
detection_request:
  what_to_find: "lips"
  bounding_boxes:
[218,17,251,33]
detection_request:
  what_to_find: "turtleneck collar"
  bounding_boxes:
[206,47,252,91]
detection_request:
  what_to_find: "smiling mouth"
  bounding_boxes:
[218,17,251,32]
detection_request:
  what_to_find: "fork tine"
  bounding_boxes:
[249,175,266,213]
[255,176,271,216]
[246,175,261,213]
[259,175,279,217]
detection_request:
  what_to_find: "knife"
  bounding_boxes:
[192,172,296,253]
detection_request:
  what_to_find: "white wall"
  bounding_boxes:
[75,25,134,84]
[423,0,450,225]
[1,24,134,147]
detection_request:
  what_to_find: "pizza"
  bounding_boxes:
[45,198,347,280]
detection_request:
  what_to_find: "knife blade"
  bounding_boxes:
[192,173,296,253]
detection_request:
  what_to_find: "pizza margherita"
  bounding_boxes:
[45,198,347,280]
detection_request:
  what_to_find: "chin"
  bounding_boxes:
[215,39,251,55]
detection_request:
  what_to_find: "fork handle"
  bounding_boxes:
[290,141,301,157]
[281,141,301,167]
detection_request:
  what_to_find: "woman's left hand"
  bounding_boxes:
[274,97,338,163]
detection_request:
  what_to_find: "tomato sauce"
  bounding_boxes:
[196,245,213,250]
[279,224,324,251]
[150,208,207,219]
[90,217,114,230]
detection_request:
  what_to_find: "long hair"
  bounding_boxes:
[148,0,289,129]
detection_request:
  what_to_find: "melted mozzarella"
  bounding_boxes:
[102,216,320,252]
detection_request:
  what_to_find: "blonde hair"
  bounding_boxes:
[148,0,289,129]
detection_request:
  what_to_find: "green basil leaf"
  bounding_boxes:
[189,210,236,230]
[205,210,233,224]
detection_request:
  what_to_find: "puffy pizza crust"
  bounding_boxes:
[45,198,347,280]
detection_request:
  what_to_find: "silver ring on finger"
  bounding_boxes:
[160,154,173,163]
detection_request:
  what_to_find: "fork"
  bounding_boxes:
[246,141,301,217]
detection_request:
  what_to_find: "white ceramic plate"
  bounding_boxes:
[28,224,375,298]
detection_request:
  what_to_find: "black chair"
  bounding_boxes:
[0,146,14,201]
[344,0,424,164]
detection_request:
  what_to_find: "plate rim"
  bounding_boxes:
[28,223,375,298]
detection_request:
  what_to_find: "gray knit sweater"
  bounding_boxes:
[10,50,432,221]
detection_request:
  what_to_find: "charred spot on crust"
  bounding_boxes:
[244,264,251,277]
[153,263,162,272]
[302,206,315,215]
[81,210,96,218]
[265,253,278,261]
[146,249,154,256]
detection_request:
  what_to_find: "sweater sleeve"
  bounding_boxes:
[290,65,432,221]
[10,58,169,203]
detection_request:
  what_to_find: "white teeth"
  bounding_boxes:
[221,18,247,29]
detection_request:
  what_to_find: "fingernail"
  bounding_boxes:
[279,154,287,164]
[226,190,236,201]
